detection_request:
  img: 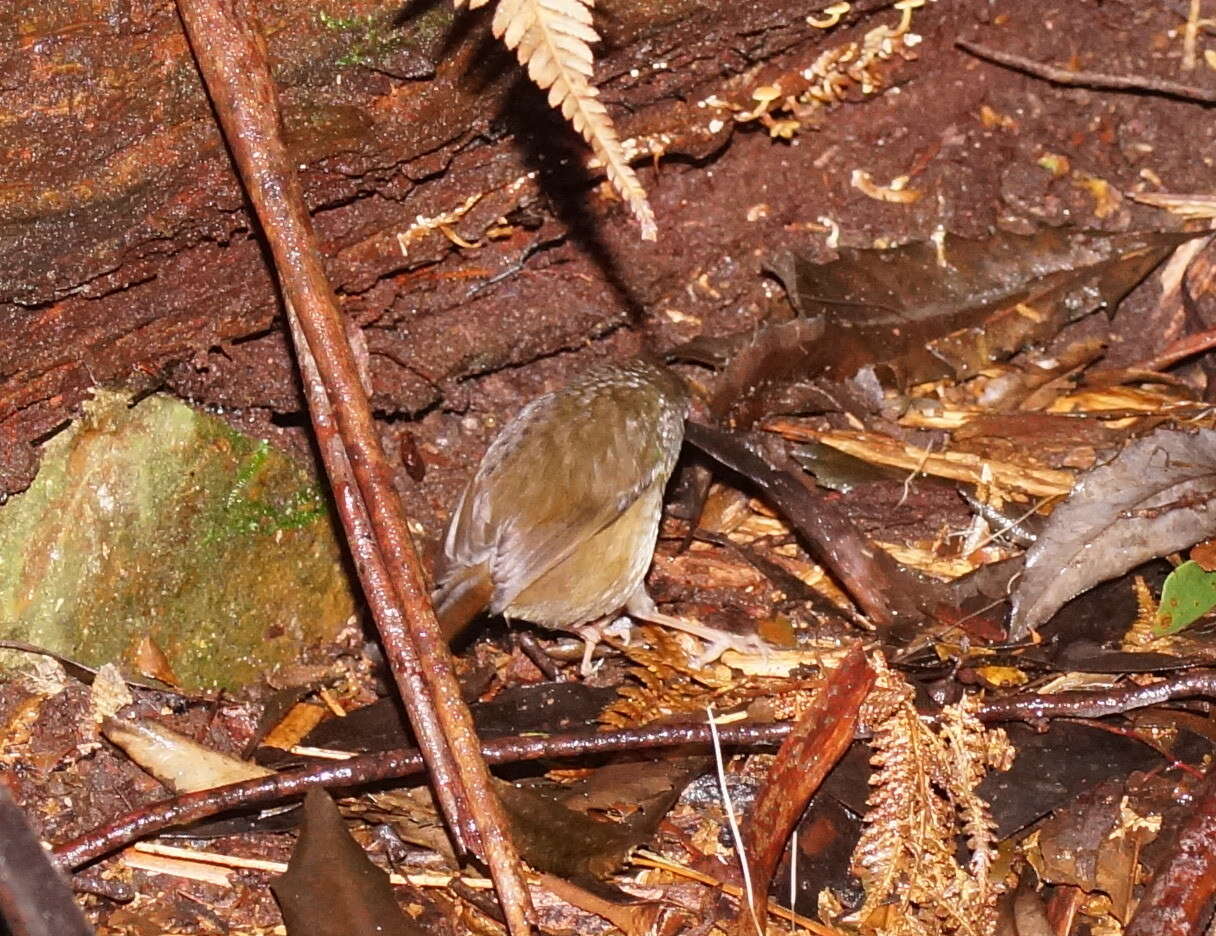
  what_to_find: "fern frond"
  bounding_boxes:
[455,0,657,240]
[850,659,1011,935]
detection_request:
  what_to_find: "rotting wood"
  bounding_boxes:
[0,0,915,494]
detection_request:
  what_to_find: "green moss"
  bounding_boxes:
[315,5,452,69]
[202,441,326,544]
[318,9,368,31]
[0,392,357,690]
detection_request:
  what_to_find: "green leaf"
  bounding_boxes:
[1155,560,1216,634]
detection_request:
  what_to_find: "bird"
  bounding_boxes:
[432,357,765,672]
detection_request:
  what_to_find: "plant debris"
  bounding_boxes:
[11,1,1216,933]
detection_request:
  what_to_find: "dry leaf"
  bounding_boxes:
[103,716,273,793]
[134,635,180,687]
[1010,427,1216,638]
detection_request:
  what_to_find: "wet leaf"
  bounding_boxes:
[0,391,357,690]
[498,758,703,882]
[770,229,1194,387]
[535,872,659,936]
[1010,428,1216,638]
[1155,561,1216,634]
[1030,778,1157,922]
[103,716,273,793]
[980,723,1162,838]
[271,788,423,936]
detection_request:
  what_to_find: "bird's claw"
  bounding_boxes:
[689,631,771,670]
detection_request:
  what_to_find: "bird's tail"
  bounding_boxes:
[432,563,494,642]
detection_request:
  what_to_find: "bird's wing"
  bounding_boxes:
[448,382,682,613]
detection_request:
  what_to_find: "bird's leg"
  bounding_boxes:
[572,621,607,676]
[571,617,635,676]
[625,588,770,667]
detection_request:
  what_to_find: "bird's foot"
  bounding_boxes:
[573,622,608,677]
[625,595,770,669]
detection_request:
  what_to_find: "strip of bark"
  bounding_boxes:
[1125,765,1216,936]
[171,0,530,929]
[736,645,874,936]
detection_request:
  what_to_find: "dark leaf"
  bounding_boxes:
[1010,428,1216,638]
[704,317,830,425]
[1033,779,1145,922]
[979,723,1162,838]
[778,796,866,916]
[497,758,704,883]
[1035,563,1200,673]
[0,785,93,936]
[271,788,424,936]
[665,330,756,368]
[535,872,660,936]
[769,229,1194,387]
[788,441,911,493]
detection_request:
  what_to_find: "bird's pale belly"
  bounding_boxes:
[500,482,663,627]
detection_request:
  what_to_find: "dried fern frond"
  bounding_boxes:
[849,659,1012,936]
[455,0,657,240]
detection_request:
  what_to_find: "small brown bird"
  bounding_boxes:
[433,358,762,671]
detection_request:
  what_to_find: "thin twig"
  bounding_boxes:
[957,39,1216,104]
[53,722,793,870]
[54,670,1216,872]
[708,705,761,935]
[171,0,530,929]
[1136,326,1216,372]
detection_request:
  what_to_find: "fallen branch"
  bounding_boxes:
[172,0,529,928]
[53,721,793,870]
[55,670,1216,872]
[975,669,1216,726]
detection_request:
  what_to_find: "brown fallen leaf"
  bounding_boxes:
[271,788,425,936]
[769,229,1195,387]
[134,635,180,687]
[1010,427,1216,638]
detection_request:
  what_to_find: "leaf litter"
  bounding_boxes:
[11,221,1216,933]
[10,95,1216,936]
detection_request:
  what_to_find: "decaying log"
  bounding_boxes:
[1,0,910,494]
